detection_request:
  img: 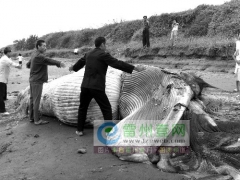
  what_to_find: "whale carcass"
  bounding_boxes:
[15,65,240,179]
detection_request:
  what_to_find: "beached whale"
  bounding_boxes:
[15,65,240,180]
[15,67,123,125]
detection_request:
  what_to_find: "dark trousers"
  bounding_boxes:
[77,87,112,131]
[4,85,7,100]
[142,29,150,47]
[29,83,43,122]
[0,82,7,113]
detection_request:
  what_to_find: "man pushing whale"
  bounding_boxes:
[69,37,145,136]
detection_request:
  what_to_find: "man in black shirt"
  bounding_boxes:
[69,37,145,136]
[142,16,150,48]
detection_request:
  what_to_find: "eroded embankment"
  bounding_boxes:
[124,44,235,60]
[123,46,236,74]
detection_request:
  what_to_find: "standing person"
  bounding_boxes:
[18,53,23,66]
[74,48,79,55]
[142,16,150,48]
[69,37,145,136]
[26,40,66,125]
[0,51,7,101]
[233,34,240,92]
[170,20,179,46]
[0,47,22,115]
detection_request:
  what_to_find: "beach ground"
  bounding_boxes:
[0,57,238,180]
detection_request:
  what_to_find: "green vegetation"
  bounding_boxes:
[13,35,38,51]
[10,0,240,59]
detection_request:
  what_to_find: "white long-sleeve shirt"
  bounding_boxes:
[0,55,19,83]
[18,56,23,62]
[172,23,179,31]
[234,41,240,74]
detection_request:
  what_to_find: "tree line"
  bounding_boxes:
[13,35,38,51]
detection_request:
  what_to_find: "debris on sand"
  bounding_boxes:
[77,148,87,154]
[6,131,13,136]
[0,142,11,155]
[34,134,39,138]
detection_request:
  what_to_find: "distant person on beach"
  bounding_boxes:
[0,47,22,115]
[170,20,179,46]
[142,16,150,48]
[233,34,240,92]
[26,40,66,125]
[69,37,145,136]
[18,53,23,66]
[74,48,79,55]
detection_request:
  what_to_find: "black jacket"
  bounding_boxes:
[72,48,135,91]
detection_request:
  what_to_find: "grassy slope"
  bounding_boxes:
[12,0,240,60]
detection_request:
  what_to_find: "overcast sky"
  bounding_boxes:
[0,0,231,48]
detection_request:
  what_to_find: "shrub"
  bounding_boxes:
[60,34,73,48]
[109,20,142,43]
[131,29,143,41]
[43,32,65,49]
[95,23,118,37]
[75,29,96,47]
[185,6,216,37]
[208,0,240,37]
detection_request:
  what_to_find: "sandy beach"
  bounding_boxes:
[0,57,238,180]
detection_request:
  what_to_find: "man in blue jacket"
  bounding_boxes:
[69,37,145,136]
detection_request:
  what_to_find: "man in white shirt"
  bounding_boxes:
[0,47,21,115]
[18,53,23,66]
[170,20,179,46]
[74,48,79,55]
[233,34,240,92]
